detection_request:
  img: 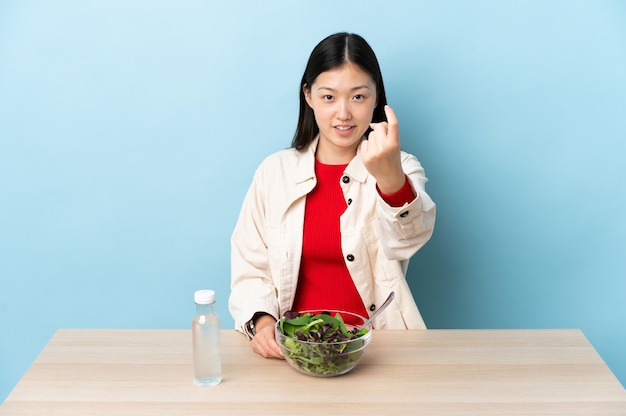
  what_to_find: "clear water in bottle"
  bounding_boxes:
[192,290,222,387]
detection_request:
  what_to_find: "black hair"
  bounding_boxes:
[291,32,388,150]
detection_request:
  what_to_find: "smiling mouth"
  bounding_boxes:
[335,126,354,131]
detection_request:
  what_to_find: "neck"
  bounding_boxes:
[315,141,359,165]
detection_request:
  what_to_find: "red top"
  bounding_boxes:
[291,159,416,325]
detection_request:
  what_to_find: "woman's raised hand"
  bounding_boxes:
[361,105,406,194]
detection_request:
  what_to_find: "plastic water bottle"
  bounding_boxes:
[192,289,222,386]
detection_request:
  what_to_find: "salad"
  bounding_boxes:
[277,310,370,376]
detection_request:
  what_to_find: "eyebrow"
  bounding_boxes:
[316,85,372,92]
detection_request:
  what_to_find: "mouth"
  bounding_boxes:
[334,125,355,135]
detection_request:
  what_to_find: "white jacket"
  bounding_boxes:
[229,137,436,335]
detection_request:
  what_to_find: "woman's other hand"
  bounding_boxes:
[250,315,284,359]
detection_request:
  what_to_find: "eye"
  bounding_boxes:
[353,94,366,101]
[322,95,334,101]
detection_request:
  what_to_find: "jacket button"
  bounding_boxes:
[369,304,376,311]
[399,210,409,218]
[342,176,350,184]
[347,198,352,205]
[346,254,355,261]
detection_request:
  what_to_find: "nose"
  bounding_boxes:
[336,100,351,121]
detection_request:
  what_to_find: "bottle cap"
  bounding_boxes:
[194,289,216,304]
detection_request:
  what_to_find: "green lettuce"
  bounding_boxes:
[278,311,369,375]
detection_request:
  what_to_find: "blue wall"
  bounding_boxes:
[1,0,625,401]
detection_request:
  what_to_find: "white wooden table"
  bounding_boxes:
[1,329,624,415]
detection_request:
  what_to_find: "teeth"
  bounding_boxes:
[336,126,352,131]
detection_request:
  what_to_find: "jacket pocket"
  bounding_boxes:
[362,219,404,286]
[265,224,281,280]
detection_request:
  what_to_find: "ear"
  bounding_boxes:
[303,84,313,108]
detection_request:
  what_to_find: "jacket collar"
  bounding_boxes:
[295,136,370,184]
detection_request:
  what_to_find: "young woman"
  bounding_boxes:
[229,32,436,358]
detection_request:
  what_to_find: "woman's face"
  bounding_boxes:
[305,63,377,164]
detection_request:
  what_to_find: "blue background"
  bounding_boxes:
[1,0,625,401]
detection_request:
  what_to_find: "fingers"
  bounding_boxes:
[251,326,284,359]
[384,105,399,140]
[369,105,398,143]
[362,105,403,186]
